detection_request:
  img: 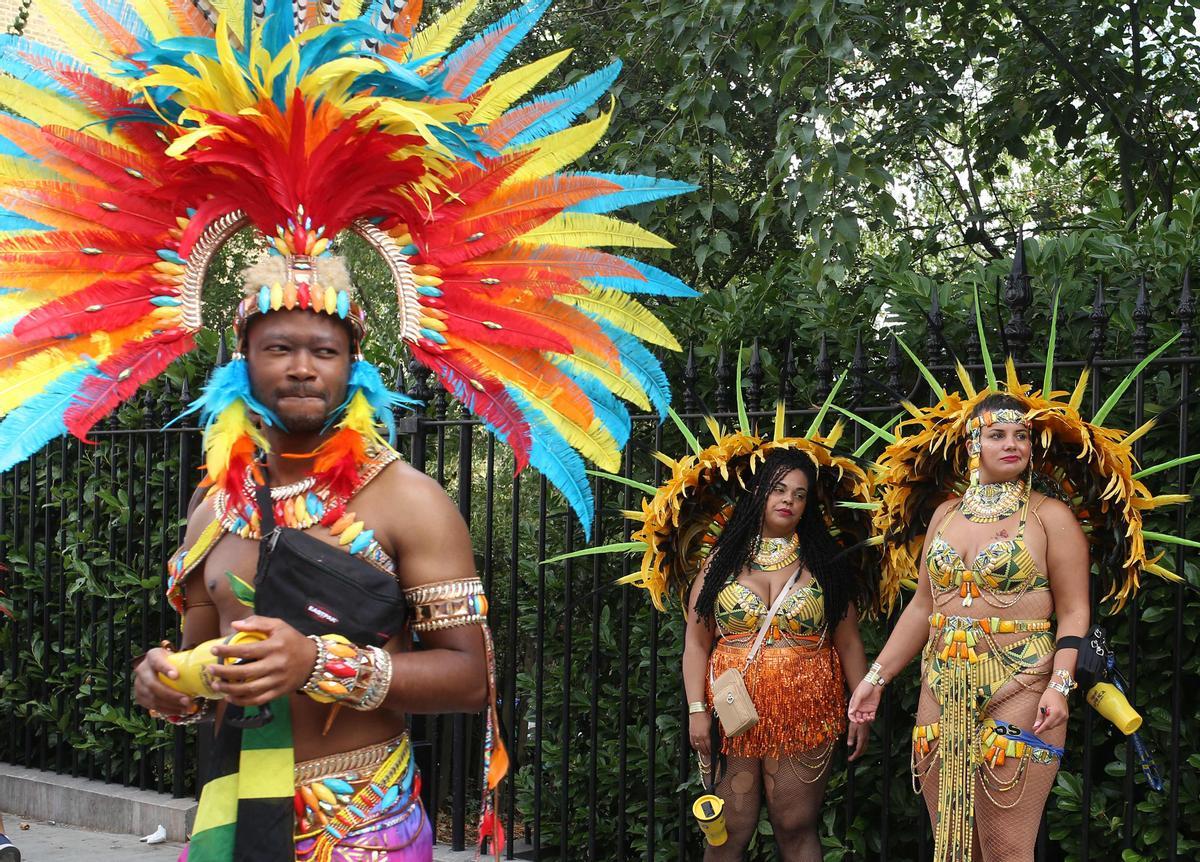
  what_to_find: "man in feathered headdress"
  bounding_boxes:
[0,0,696,857]
[133,252,505,862]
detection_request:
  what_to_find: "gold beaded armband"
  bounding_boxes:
[301,634,393,712]
[404,577,489,632]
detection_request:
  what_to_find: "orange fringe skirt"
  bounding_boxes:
[706,636,847,758]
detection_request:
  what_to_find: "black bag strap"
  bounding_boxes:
[255,480,276,534]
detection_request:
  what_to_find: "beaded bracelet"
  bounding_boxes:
[301,634,393,711]
[160,698,213,725]
[1047,668,1077,698]
[863,661,887,687]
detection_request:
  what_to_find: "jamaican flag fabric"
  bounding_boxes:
[188,697,296,861]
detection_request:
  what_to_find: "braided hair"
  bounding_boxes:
[691,449,873,626]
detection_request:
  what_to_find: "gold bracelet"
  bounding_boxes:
[688,701,707,714]
[863,661,887,687]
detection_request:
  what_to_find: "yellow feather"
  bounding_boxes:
[337,390,388,448]
[1122,417,1157,446]
[209,0,246,49]
[704,415,723,442]
[127,0,184,41]
[559,290,682,351]
[0,157,58,183]
[774,401,786,440]
[516,213,674,250]
[1068,369,1090,411]
[471,50,572,124]
[203,400,268,484]
[506,103,613,184]
[341,0,366,20]
[1004,357,1022,393]
[0,349,85,416]
[406,0,480,63]
[0,80,121,145]
[29,0,127,86]
[550,352,651,411]
[955,362,976,398]
[497,375,620,471]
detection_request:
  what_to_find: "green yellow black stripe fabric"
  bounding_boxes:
[189,697,296,862]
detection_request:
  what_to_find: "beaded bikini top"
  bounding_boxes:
[715,577,826,638]
[165,449,399,615]
[925,495,1049,607]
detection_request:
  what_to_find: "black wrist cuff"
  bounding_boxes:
[1055,635,1082,651]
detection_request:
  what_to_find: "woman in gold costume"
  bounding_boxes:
[848,393,1090,862]
[684,448,876,861]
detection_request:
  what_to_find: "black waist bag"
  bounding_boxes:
[253,484,406,648]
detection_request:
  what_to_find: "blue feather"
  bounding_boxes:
[591,317,671,419]
[0,365,90,473]
[566,173,698,215]
[336,360,419,442]
[0,211,49,232]
[588,257,699,297]
[507,387,594,533]
[441,0,553,98]
[504,61,621,148]
[548,355,630,448]
[0,36,82,94]
[169,357,282,429]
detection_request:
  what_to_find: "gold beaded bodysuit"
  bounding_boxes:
[916,496,1058,862]
[706,576,846,758]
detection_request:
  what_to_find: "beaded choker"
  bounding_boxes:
[961,480,1027,523]
[752,534,800,571]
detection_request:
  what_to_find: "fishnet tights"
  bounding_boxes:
[703,749,832,862]
[915,595,1065,862]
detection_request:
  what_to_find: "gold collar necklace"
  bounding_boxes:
[961,479,1027,523]
[752,534,800,571]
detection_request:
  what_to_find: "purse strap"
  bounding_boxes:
[740,567,803,672]
[255,480,277,534]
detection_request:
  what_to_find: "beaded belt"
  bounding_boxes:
[294,733,407,785]
[928,613,1050,634]
[928,613,1050,662]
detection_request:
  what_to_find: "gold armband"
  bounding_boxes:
[404,577,489,632]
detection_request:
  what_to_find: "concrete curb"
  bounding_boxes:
[0,763,502,860]
[0,763,197,843]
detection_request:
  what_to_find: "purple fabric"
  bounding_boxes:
[177,799,432,862]
[295,799,433,862]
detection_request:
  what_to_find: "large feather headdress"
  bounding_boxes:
[852,292,1192,613]
[0,0,697,528]
[563,364,880,612]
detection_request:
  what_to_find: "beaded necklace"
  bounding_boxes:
[213,448,399,573]
[752,534,800,571]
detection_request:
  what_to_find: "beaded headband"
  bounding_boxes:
[966,406,1031,486]
[232,254,368,346]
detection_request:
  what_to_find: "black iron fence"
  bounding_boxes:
[0,275,1197,861]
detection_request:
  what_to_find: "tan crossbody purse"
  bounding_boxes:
[710,569,801,738]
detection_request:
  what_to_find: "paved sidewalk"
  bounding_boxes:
[0,815,184,861]
[0,814,479,861]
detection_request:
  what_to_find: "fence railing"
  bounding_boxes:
[0,275,1197,861]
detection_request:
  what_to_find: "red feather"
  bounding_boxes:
[79,0,143,53]
[43,127,170,193]
[420,153,530,223]
[412,346,531,471]
[309,426,370,499]
[424,297,572,354]
[0,230,161,274]
[439,24,517,98]
[23,59,136,121]
[460,175,622,223]
[12,275,162,340]
[63,332,194,439]
[482,98,565,149]
[450,245,642,283]
[0,182,175,236]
